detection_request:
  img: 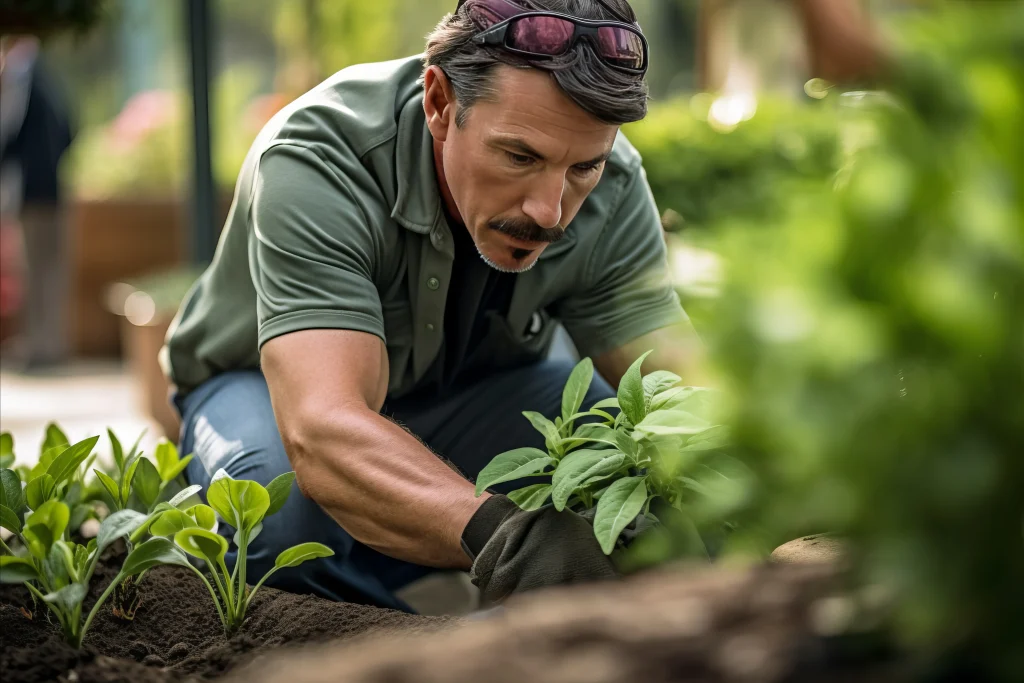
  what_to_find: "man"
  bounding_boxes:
[162,0,705,611]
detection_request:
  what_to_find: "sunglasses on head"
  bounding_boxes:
[455,0,648,75]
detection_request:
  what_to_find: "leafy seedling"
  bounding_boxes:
[156,470,333,633]
[0,502,190,648]
[475,354,747,557]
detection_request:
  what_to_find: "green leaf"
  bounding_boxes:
[0,504,22,533]
[208,478,270,533]
[108,429,124,473]
[186,504,218,531]
[23,524,54,561]
[474,448,554,496]
[154,441,178,481]
[551,449,626,511]
[173,527,228,566]
[681,425,731,452]
[93,470,121,508]
[1,468,23,512]
[42,423,70,457]
[566,424,621,449]
[634,410,712,437]
[160,456,192,484]
[122,458,142,504]
[27,499,70,543]
[593,476,648,554]
[507,483,553,511]
[265,472,296,517]
[589,397,620,411]
[652,386,717,413]
[168,484,203,508]
[642,370,681,402]
[561,357,594,425]
[122,537,191,576]
[522,412,560,452]
[274,542,334,569]
[617,351,653,427]
[43,541,71,586]
[132,458,162,509]
[64,481,83,507]
[47,435,98,488]
[0,555,39,583]
[0,432,13,468]
[44,582,87,613]
[25,474,56,510]
[97,510,148,553]
[149,509,198,538]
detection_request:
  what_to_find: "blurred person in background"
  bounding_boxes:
[0,34,75,368]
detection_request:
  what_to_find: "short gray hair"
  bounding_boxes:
[424,0,648,127]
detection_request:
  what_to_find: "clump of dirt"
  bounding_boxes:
[0,552,451,683]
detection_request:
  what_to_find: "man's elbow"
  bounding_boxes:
[277,406,365,503]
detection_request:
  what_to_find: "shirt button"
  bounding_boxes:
[426,277,440,291]
[425,323,435,331]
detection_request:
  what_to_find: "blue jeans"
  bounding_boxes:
[176,359,614,612]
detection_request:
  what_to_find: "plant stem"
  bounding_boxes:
[0,536,14,555]
[243,567,277,612]
[236,530,248,622]
[80,573,124,647]
[25,581,67,632]
[207,559,233,619]
[185,564,227,629]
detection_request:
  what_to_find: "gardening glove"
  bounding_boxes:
[461,495,617,605]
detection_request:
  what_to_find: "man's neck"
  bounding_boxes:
[433,138,465,227]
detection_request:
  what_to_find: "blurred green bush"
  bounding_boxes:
[624,91,840,233]
[704,2,1023,677]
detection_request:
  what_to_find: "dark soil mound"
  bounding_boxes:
[0,552,450,683]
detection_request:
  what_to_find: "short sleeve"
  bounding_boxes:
[555,166,687,359]
[248,143,387,349]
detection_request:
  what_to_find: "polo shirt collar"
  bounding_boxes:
[391,90,576,259]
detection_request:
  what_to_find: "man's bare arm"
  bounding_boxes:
[261,329,488,569]
[594,320,711,389]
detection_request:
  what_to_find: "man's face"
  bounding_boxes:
[436,66,618,273]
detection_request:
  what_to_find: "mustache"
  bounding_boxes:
[487,217,566,244]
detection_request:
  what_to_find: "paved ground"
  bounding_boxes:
[0,361,163,470]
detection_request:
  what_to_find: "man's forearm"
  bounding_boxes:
[282,407,488,569]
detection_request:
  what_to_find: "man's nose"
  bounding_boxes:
[522,173,565,231]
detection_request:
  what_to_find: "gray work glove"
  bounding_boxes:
[461,495,617,605]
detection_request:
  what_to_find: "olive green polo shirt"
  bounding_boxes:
[161,55,686,398]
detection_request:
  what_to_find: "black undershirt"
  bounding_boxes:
[427,220,516,393]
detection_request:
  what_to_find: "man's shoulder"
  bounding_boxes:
[254,55,426,161]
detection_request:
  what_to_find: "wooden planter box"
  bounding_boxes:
[69,196,228,358]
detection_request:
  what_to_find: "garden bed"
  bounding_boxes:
[0,550,449,683]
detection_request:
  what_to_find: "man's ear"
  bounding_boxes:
[423,65,456,142]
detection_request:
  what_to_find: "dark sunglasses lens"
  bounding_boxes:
[507,15,575,55]
[596,26,645,69]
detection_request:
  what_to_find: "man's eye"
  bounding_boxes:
[573,162,602,176]
[507,152,535,166]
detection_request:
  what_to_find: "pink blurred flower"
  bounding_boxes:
[106,90,179,152]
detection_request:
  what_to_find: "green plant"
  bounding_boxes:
[474,356,749,556]
[701,2,1024,677]
[1,428,100,543]
[93,431,192,513]
[0,502,189,648]
[155,470,334,633]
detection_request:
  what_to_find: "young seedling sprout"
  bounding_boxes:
[150,470,333,633]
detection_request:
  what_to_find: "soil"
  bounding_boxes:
[0,551,450,683]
